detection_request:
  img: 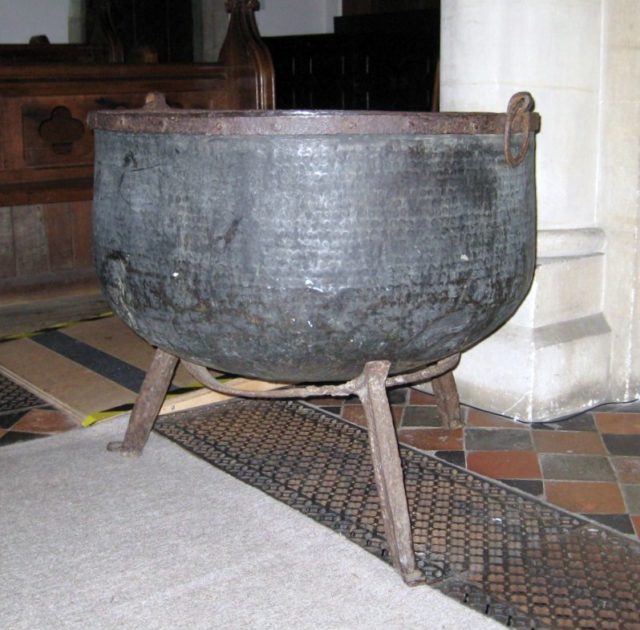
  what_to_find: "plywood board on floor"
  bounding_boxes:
[0,337,135,419]
[62,316,196,387]
[0,315,201,420]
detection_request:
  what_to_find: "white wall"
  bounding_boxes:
[438,0,640,422]
[0,0,342,47]
[0,0,72,43]
[255,0,342,36]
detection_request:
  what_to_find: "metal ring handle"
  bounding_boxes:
[504,92,534,167]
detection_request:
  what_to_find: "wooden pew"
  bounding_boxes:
[0,0,274,337]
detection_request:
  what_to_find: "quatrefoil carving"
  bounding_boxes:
[38,106,85,155]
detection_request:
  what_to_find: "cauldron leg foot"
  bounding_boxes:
[432,370,463,429]
[107,348,179,456]
[357,361,424,586]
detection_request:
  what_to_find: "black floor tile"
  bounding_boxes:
[387,387,409,404]
[0,410,28,430]
[464,427,533,451]
[539,453,616,481]
[602,434,640,456]
[596,399,640,413]
[401,405,441,428]
[500,478,544,496]
[584,513,636,535]
[433,450,466,467]
[532,413,597,432]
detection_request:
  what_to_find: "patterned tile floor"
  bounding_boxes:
[2,369,639,540]
[308,388,640,540]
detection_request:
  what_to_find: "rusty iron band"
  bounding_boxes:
[88,93,540,138]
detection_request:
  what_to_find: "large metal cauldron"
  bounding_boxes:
[90,95,538,384]
[89,93,540,586]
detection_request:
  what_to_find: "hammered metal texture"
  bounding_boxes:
[93,129,535,382]
[155,399,640,629]
[0,372,47,413]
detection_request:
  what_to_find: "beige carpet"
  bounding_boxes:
[0,415,502,630]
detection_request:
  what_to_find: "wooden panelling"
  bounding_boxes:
[44,203,74,271]
[343,0,439,15]
[0,0,275,334]
[0,200,94,287]
[22,102,91,168]
[0,206,15,278]
[266,27,439,112]
[13,205,49,277]
[71,201,93,267]
[86,0,194,64]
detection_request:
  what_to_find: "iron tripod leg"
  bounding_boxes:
[357,361,424,586]
[107,347,178,456]
[110,352,428,584]
[432,370,463,429]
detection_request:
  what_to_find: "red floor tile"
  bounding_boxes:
[532,430,606,455]
[466,408,528,430]
[466,451,541,479]
[409,389,437,405]
[12,409,78,433]
[398,428,463,452]
[340,404,402,428]
[612,457,640,484]
[341,404,367,427]
[632,515,640,536]
[545,481,626,514]
[594,413,640,434]
[307,397,342,407]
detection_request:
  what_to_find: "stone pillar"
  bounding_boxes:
[597,1,640,404]
[436,0,640,421]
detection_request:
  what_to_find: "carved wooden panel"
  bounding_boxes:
[23,103,91,167]
[0,72,231,206]
[0,0,274,306]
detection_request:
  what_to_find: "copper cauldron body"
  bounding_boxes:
[90,100,539,383]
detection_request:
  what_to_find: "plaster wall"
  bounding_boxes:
[194,0,342,61]
[255,0,342,37]
[0,0,72,43]
[597,0,640,402]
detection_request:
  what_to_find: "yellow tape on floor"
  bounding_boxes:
[82,409,131,427]
[82,377,285,428]
[0,312,114,342]
[81,383,204,427]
